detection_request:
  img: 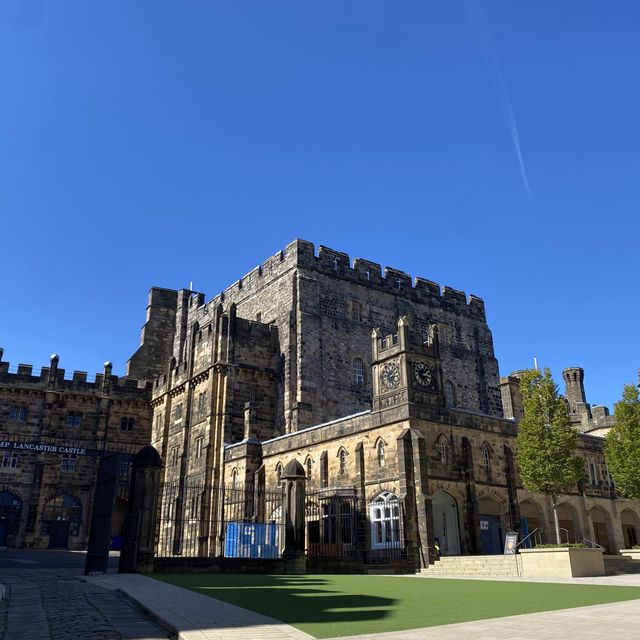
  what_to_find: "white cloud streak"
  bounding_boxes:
[462,0,533,203]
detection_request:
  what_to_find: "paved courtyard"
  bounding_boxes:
[0,549,170,640]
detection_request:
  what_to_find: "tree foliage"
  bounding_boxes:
[605,384,640,500]
[516,368,584,498]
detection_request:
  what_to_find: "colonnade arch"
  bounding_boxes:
[432,490,461,556]
[620,509,640,549]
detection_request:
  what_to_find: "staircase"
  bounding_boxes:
[418,554,521,577]
[603,555,640,575]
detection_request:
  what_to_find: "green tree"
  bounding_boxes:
[605,384,640,500]
[516,368,584,544]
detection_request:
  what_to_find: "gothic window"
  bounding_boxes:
[173,404,183,424]
[170,446,180,467]
[369,491,401,549]
[1,451,18,469]
[60,454,76,473]
[305,457,312,480]
[120,416,135,431]
[350,301,362,322]
[320,452,328,488]
[230,468,238,490]
[66,413,82,428]
[353,359,365,386]
[444,381,455,407]
[276,463,283,485]
[194,436,204,460]
[9,406,27,423]
[395,277,402,290]
[588,460,598,486]
[338,449,347,475]
[436,436,449,465]
[377,441,385,467]
[482,445,491,475]
[41,494,82,536]
[155,413,163,431]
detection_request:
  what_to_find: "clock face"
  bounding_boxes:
[380,362,400,390]
[413,362,432,387]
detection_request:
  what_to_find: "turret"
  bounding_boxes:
[562,367,590,417]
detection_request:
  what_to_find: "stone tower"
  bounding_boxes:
[562,367,589,415]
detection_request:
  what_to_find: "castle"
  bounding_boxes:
[1,239,638,562]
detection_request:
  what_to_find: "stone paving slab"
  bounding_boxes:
[322,598,640,640]
[0,567,170,640]
[86,573,314,640]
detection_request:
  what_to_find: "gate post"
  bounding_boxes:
[281,459,306,575]
[119,445,163,573]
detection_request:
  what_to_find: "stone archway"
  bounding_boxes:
[0,491,23,547]
[432,490,461,556]
[589,506,614,553]
[556,501,583,544]
[621,509,640,549]
[477,495,505,554]
[519,499,545,545]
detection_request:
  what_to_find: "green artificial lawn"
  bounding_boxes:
[151,573,640,638]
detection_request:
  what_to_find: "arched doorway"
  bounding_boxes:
[432,490,461,555]
[556,502,582,543]
[589,506,613,552]
[519,499,545,546]
[478,496,504,554]
[621,510,640,549]
[42,494,82,549]
[0,491,23,547]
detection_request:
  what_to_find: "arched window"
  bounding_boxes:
[482,445,491,474]
[305,457,312,480]
[276,463,283,485]
[353,359,365,386]
[444,381,455,407]
[377,440,385,467]
[41,494,82,537]
[369,491,401,549]
[436,436,449,465]
[230,468,238,490]
[339,449,347,475]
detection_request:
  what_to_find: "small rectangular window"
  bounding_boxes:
[171,446,180,467]
[9,407,27,423]
[173,404,183,424]
[61,454,76,472]
[120,417,135,431]
[66,413,82,428]
[195,436,204,460]
[1,451,18,468]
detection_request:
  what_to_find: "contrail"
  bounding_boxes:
[462,0,533,203]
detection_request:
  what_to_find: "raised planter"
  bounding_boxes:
[519,547,605,577]
[620,549,640,560]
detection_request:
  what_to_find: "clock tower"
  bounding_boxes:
[371,316,445,418]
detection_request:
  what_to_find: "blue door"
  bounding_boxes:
[479,515,502,554]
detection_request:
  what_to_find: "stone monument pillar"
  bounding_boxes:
[281,459,306,575]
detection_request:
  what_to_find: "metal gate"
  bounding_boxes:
[84,453,132,574]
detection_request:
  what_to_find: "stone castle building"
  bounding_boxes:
[138,240,639,564]
[0,351,152,549]
[1,239,638,558]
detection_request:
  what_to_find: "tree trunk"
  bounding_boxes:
[551,494,561,544]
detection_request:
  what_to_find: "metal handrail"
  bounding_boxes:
[514,527,540,551]
[582,537,605,550]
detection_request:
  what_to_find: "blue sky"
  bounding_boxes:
[1,1,638,411]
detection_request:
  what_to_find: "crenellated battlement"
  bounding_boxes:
[198,239,486,319]
[0,353,151,397]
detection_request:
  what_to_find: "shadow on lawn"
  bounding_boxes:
[183,575,397,627]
